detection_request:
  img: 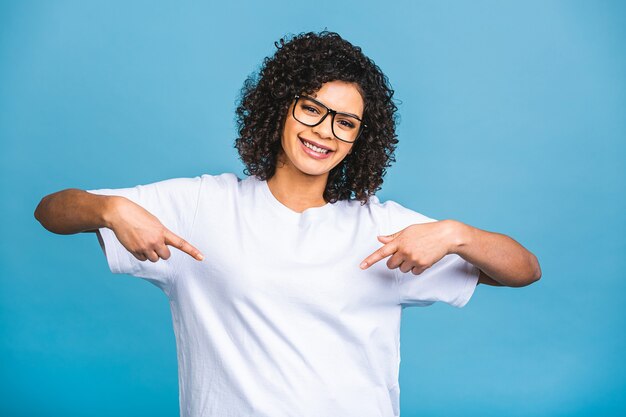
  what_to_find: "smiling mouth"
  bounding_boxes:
[299,137,334,154]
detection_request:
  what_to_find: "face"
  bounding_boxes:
[278,80,365,180]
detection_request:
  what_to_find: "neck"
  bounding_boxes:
[266,156,329,213]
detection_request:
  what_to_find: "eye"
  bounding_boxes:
[301,105,320,114]
[338,120,355,129]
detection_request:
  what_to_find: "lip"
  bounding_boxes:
[298,136,334,160]
[299,136,334,151]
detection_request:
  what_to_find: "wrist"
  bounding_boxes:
[101,195,125,230]
[441,219,472,255]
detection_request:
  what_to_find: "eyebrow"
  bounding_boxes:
[310,94,363,119]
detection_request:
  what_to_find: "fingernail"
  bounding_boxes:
[360,262,367,269]
[197,254,204,261]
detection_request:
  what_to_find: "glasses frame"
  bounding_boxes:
[292,94,367,143]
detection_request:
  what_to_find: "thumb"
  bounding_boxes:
[377,232,399,242]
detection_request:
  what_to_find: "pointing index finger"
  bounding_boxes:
[164,229,204,261]
[360,241,397,270]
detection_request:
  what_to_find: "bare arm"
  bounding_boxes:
[34,189,204,261]
[477,270,505,286]
[450,220,541,287]
[361,219,541,288]
[34,188,119,235]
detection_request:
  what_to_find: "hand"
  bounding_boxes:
[107,197,204,262]
[359,220,457,275]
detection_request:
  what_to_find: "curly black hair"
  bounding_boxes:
[234,30,399,204]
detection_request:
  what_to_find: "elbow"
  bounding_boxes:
[34,194,56,230]
[521,253,542,287]
[531,253,542,282]
[533,262,542,283]
[34,196,47,224]
[507,253,541,288]
[35,190,67,226]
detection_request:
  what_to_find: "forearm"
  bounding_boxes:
[445,220,542,287]
[34,188,120,235]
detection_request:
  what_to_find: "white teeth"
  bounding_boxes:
[303,140,329,154]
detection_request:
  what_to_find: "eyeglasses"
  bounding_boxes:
[292,94,367,143]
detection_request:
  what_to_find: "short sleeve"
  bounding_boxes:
[379,199,480,308]
[85,175,204,293]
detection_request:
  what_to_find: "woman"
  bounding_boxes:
[35,31,541,417]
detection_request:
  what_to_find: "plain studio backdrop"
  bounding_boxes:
[1,1,624,416]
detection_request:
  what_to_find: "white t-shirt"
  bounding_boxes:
[86,173,479,417]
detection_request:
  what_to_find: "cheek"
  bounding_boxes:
[338,143,354,157]
[280,121,292,144]
[282,118,300,141]
[331,147,353,166]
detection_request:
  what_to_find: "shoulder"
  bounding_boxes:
[128,172,243,203]
[362,195,436,233]
[195,172,242,191]
[133,173,240,196]
[196,172,241,185]
[343,195,434,224]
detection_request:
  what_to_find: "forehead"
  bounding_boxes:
[309,81,364,116]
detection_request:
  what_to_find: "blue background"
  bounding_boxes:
[2,1,624,416]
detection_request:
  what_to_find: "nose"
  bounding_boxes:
[310,112,335,140]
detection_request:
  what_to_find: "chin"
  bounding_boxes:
[296,164,332,178]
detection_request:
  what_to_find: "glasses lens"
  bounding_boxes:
[294,97,363,142]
